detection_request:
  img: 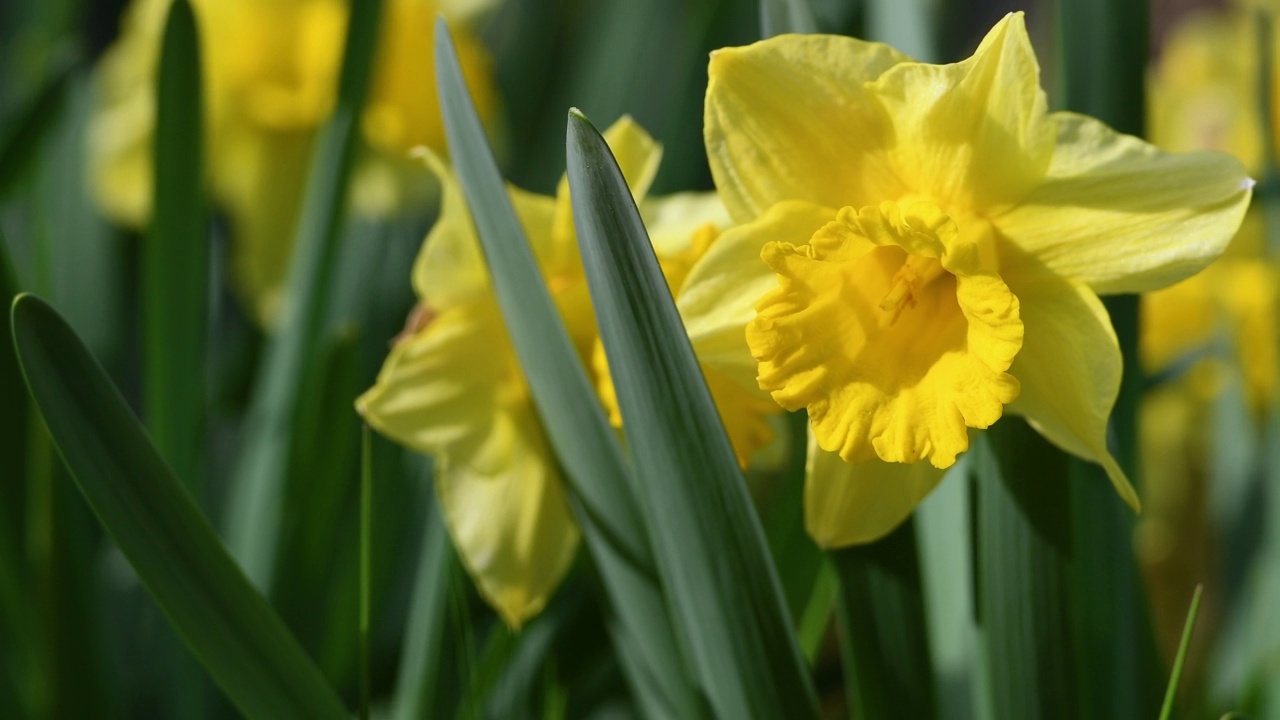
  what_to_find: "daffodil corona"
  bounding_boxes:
[685,13,1252,547]
[357,119,778,626]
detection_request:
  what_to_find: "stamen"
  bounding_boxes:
[879,255,946,325]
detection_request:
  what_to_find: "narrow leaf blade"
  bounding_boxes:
[10,293,348,720]
[833,517,937,719]
[566,108,818,719]
[145,0,208,496]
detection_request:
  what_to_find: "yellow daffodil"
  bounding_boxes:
[683,12,1251,547]
[357,118,779,626]
[89,0,497,325]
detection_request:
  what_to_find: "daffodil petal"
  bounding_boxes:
[680,200,834,385]
[435,433,579,629]
[642,191,732,258]
[412,150,489,309]
[412,150,559,310]
[1001,259,1140,510]
[704,34,911,222]
[869,12,1055,214]
[356,301,578,627]
[804,435,946,548]
[993,112,1253,295]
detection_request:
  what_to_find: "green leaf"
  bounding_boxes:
[759,0,817,37]
[971,418,1077,720]
[391,490,459,720]
[358,426,372,720]
[1159,585,1204,720]
[222,0,383,590]
[434,19,700,718]
[566,108,819,720]
[832,517,937,719]
[10,293,348,720]
[145,0,208,498]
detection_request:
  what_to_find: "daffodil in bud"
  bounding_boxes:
[356,118,779,626]
[88,0,498,325]
[685,12,1252,547]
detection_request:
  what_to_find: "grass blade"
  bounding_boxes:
[434,20,700,717]
[1159,585,1204,720]
[566,108,819,719]
[833,517,937,719]
[223,0,383,590]
[10,293,348,720]
[145,0,208,498]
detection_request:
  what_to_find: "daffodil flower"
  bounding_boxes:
[89,0,498,325]
[683,12,1252,547]
[357,118,778,626]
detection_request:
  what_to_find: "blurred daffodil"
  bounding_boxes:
[1143,3,1278,412]
[357,118,778,626]
[685,12,1252,547]
[89,0,498,325]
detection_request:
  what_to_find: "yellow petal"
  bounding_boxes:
[705,33,911,222]
[1000,256,1139,510]
[641,191,732,259]
[356,300,578,626]
[679,200,835,385]
[748,202,1021,468]
[868,12,1055,213]
[411,150,560,311]
[993,112,1253,295]
[805,434,946,548]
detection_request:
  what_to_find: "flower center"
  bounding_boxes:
[747,201,1025,468]
[879,255,946,325]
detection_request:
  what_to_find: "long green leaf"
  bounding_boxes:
[833,517,937,719]
[971,418,1076,720]
[566,108,818,720]
[391,490,458,720]
[223,0,383,590]
[10,293,348,720]
[434,20,699,718]
[145,0,208,499]
[144,6,212,715]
